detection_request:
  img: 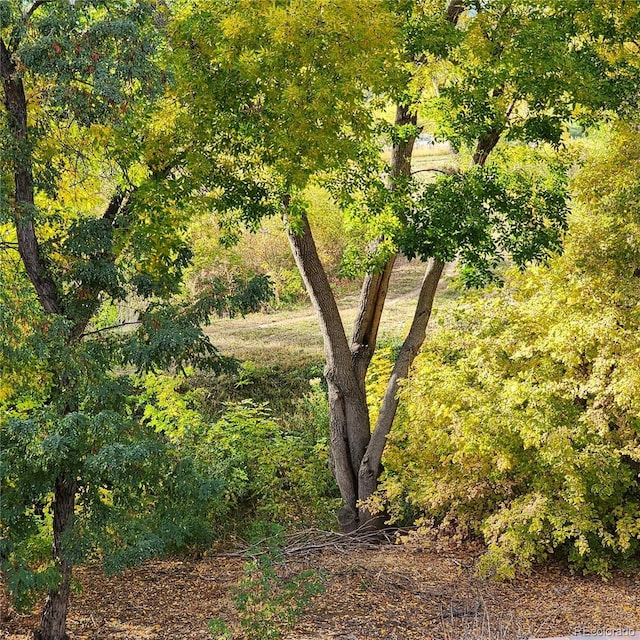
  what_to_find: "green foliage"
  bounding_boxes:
[401,161,569,286]
[209,527,325,640]
[0,363,222,610]
[189,356,323,413]
[169,0,398,191]
[410,1,639,150]
[198,398,338,530]
[186,185,348,308]
[138,367,338,532]
[2,0,162,126]
[378,126,640,576]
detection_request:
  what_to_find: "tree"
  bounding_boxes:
[170,0,639,531]
[0,2,272,638]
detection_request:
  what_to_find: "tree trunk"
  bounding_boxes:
[286,211,371,531]
[0,38,62,315]
[357,257,444,519]
[286,103,429,531]
[35,477,77,640]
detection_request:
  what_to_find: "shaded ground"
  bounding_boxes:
[3,542,639,640]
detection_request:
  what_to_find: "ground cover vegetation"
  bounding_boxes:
[2,1,640,639]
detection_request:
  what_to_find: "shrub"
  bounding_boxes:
[209,525,325,640]
[378,129,640,575]
[186,185,352,308]
[142,373,340,533]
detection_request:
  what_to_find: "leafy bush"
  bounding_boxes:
[204,399,339,530]
[186,185,352,307]
[378,128,640,576]
[189,359,326,419]
[142,373,340,533]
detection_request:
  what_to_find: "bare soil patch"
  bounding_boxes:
[3,543,639,640]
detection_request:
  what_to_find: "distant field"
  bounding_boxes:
[204,147,458,366]
[381,143,457,173]
[204,258,457,366]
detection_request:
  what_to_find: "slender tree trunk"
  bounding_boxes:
[357,257,444,517]
[286,104,425,531]
[35,477,77,640]
[1,38,61,315]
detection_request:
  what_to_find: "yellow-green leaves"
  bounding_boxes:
[379,126,640,576]
[170,0,400,189]
[410,1,640,151]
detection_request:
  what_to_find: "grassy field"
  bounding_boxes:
[204,257,458,368]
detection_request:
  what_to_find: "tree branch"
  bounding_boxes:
[411,167,451,176]
[68,189,134,340]
[350,104,418,383]
[358,258,445,510]
[1,38,63,315]
[472,128,502,167]
[446,0,466,25]
[350,256,396,389]
[7,0,58,50]
[24,0,57,21]
[80,320,140,338]
[285,207,353,380]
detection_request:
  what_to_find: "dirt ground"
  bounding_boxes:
[2,541,639,640]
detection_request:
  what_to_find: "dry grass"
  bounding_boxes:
[203,258,458,366]
[203,147,459,367]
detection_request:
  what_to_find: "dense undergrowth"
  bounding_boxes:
[141,358,340,542]
[374,128,640,577]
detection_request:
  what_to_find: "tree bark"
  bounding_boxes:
[286,103,430,531]
[286,212,370,530]
[472,128,502,167]
[446,0,466,24]
[35,477,77,640]
[357,257,444,517]
[1,38,62,315]
[350,103,417,384]
[350,256,396,389]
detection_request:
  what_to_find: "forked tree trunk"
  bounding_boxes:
[288,75,503,529]
[286,104,445,531]
[35,477,77,640]
[288,215,444,531]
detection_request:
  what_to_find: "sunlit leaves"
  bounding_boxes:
[401,163,569,285]
[169,0,399,189]
[13,0,162,126]
[379,125,640,575]
[411,0,640,151]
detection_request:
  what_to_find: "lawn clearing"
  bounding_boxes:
[204,257,457,367]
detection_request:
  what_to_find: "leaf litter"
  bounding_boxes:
[2,538,639,640]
